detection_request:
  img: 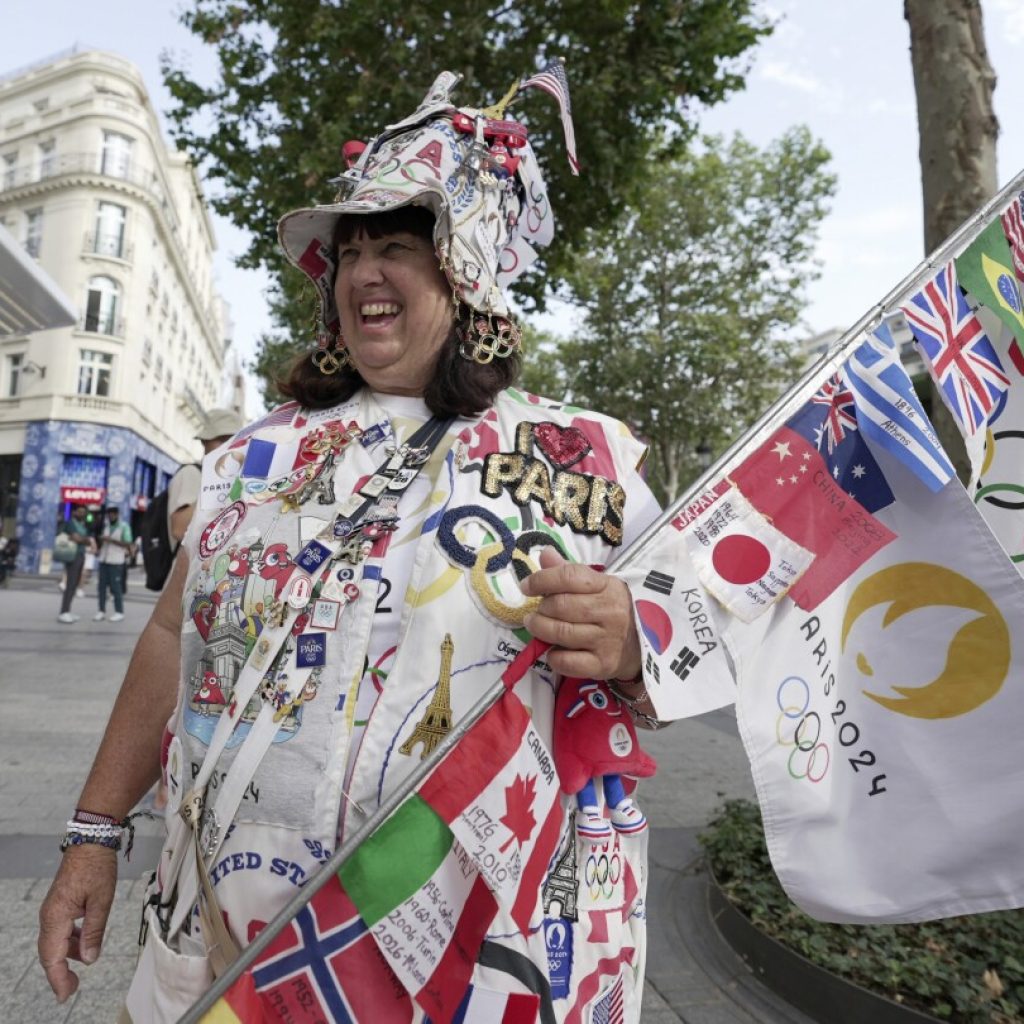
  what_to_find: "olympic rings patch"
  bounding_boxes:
[438,505,568,626]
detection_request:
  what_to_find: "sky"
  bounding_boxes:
[3,0,1024,400]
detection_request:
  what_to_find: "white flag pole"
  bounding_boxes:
[178,164,1024,1022]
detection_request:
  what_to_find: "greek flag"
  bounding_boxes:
[843,323,956,491]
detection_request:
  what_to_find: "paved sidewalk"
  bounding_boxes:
[0,573,805,1023]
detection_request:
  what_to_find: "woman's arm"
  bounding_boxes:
[38,550,189,1002]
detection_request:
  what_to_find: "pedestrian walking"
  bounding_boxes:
[94,506,132,622]
[0,535,17,586]
[56,506,93,623]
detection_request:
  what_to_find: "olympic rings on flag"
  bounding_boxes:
[788,740,829,783]
[775,675,810,745]
[776,676,810,718]
[794,711,821,752]
[774,674,829,783]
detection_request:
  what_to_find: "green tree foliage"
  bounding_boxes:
[162,0,771,400]
[548,128,836,503]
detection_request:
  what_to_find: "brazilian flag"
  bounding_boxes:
[955,218,1024,346]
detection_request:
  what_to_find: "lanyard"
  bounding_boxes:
[165,412,458,940]
[332,415,453,534]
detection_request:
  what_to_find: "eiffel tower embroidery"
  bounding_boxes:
[399,634,455,759]
[542,816,579,921]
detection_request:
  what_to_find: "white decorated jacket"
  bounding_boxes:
[139,387,674,1024]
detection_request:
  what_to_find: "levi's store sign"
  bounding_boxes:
[61,486,106,504]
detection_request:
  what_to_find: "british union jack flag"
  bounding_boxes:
[901,262,1010,435]
[809,375,857,454]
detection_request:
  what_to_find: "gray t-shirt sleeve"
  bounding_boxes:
[166,464,202,539]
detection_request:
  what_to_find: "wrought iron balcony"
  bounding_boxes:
[84,230,132,262]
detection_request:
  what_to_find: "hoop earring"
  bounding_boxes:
[310,332,350,375]
[457,312,522,365]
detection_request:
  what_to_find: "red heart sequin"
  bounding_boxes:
[533,422,592,469]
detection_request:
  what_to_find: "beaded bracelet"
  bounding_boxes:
[60,809,153,859]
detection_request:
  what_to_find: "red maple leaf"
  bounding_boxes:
[499,773,537,853]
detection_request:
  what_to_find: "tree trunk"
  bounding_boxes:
[904,0,999,482]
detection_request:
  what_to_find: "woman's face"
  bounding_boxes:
[333,227,452,396]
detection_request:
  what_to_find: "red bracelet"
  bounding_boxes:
[72,808,121,826]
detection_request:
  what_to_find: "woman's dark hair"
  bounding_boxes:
[278,205,520,417]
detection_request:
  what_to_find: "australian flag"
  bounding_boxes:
[901,262,1009,435]
[787,373,894,512]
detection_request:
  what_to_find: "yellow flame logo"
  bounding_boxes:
[841,562,1010,719]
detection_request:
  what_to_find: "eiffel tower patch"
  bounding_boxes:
[399,634,455,759]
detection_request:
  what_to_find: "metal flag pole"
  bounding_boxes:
[178,165,1024,1023]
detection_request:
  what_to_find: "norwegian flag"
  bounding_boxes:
[902,262,1010,435]
[1001,191,1024,283]
[240,874,414,1024]
[809,374,857,454]
[519,59,579,174]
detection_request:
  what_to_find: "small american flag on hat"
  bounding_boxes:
[519,59,580,174]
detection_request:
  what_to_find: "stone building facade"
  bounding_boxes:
[0,48,233,571]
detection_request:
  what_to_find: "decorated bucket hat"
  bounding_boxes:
[278,61,577,367]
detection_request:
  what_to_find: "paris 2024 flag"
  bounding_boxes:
[725,428,1024,923]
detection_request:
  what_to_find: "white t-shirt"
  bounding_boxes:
[343,393,438,791]
[98,520,133,565]
[167,463,202,542]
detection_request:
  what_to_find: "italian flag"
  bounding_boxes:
[339,794,498,1023]
[418,690,564,933]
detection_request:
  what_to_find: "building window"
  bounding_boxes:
[6,354,23,397]
[133,457,156,503]
[84,276,121,335]
[2,152,16,189]
[93,201,126,258]
[100,131,134,179]
[154,355,163,382]
[77,350,113,397]
[142,338,152,366]
[37,140,56,179]
[24,207,43,258]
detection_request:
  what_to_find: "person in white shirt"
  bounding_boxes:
[94,506,132,623]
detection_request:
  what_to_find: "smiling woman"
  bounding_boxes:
[279,204,519,415]
[38,67,673,1024]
